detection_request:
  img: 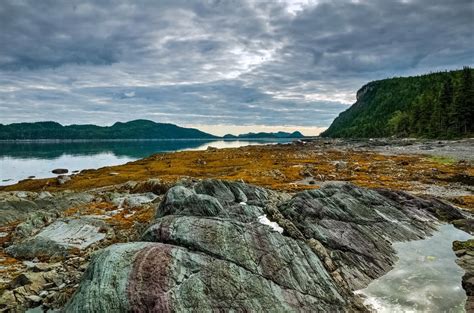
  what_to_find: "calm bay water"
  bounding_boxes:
[358,224,472,313]
[0,139,291,186]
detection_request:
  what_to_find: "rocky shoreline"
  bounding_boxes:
[0,178,472,311]
[2,139,473,209]
[0,140,473,312]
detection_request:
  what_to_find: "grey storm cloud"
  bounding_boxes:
[0,0,472,133]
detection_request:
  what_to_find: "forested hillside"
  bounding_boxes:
[0,120,217,140]
[321,67,474,138]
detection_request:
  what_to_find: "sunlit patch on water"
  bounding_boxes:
[357,224,472,313]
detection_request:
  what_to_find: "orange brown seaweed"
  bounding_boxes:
[1,143,471,209]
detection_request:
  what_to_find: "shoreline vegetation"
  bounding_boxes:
[2,139,472,211]
[0,137,303,143]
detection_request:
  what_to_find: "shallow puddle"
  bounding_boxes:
[358,224,472,312]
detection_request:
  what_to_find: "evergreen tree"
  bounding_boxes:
[434,77,453,136]
[459,66,474,133]
[417,92,432,136]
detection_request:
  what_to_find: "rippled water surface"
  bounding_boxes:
[0,139,291,185]
[358,224,472,312]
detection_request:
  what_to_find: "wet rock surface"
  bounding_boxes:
[277,183,457,290]
[453,239,474,312]
[64,179,469,312]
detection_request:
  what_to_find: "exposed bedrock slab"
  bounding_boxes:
[6,218,109,259]
[66,179,468,312]
[142,215,345,305]
[0,191,94,226]
[66,242,349,312]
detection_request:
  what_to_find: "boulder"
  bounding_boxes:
[52,169,68,174]
[157,190,224,218]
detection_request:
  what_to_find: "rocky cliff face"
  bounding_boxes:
[64,179,467,312]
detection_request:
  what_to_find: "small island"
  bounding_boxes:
[223,131,304,139]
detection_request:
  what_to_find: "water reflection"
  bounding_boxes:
[358,224,472,312]
[0,139,290,185]
[0,140,214,159]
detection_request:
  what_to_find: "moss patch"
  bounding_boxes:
[426,156,457,165]
[453,239,474,251]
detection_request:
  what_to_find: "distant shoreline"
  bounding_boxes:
[0,138,300,143]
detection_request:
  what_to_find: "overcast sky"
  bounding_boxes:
[0,0,472,135]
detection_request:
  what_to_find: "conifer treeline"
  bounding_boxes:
[322,67,474,138]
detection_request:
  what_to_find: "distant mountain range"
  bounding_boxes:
[322,67,473,139]
[0,120,305,140]
[223,131,304,139]
[0,120,217,140]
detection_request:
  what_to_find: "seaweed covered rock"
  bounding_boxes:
[66,179,467,312]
